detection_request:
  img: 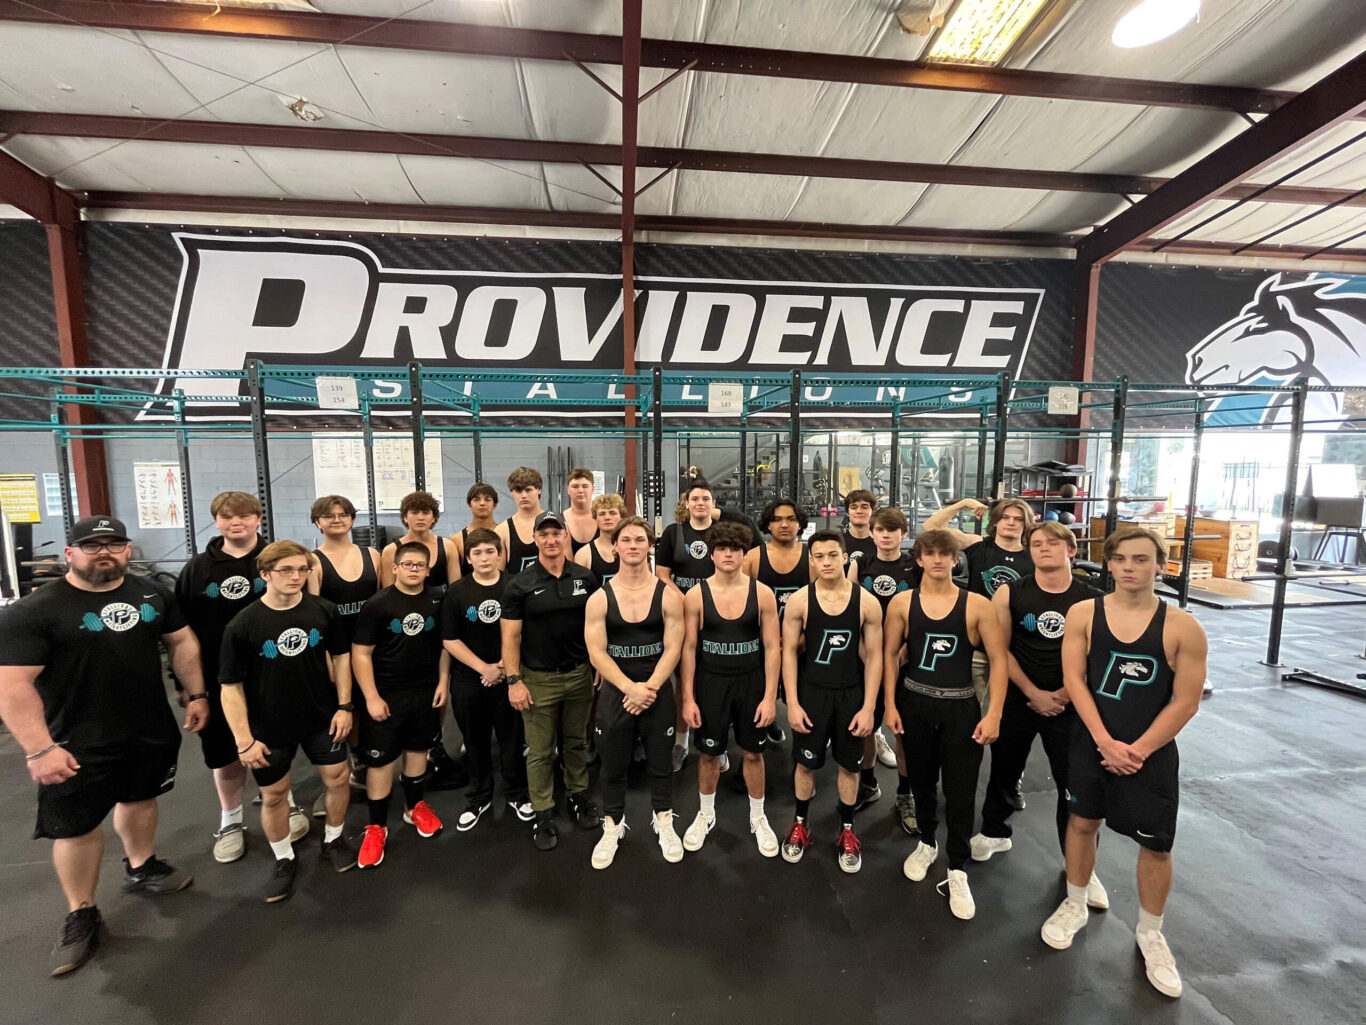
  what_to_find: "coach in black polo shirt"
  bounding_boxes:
[502,511,603,850]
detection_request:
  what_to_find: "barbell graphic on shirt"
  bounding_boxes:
[260,627,323,658]
[80,602,158,632]
[388,614,436,636]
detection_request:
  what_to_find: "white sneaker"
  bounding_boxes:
[682,809,715,852]
[969,833,1012,862]
[287,804,309,843]
[653,813,684,864]
[311,792,327,819]
[874,729,898,768]
[751,814,779,858]
[212,822,246,863]
[718,752,731,773]
[1137,929,1183,997]
[1041,898,1089,950]
[1086,872,1110,910]
[902,841,938,882]
[938,869,975,919]
[591,817,627,870]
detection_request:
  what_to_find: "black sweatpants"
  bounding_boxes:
[596,683,677,823]
[897,688,984,871]
[450,672,528,806]
[980,696,1075,852]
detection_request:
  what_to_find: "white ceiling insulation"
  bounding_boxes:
[0,0,1364,257]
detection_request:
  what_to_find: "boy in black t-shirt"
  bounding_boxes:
[0,516,205,976]
[352,542,450,869]
[443,528,530,831]
[219,540,356,903]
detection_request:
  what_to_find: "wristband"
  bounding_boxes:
[337,701,355,712]
[186,693,208,702]
[25,742,61,761]
[237,740,257,754]
[505,674,523,686]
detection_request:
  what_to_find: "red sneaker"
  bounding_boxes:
[835,827,863,874]
[780,819,811,864]
[404,800,443,838]
[358,825,387,869]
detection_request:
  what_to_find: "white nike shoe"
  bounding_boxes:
[969,833,1012,862]
[751,814,779,858]
[682,809,715,852]
[1041,898,1088,950]
[591,817,627,870]
[902,841,938,882]
[1086,872,1110,910]
[1137,929,1183,998]
[938,869,975,920]
[653,813,684,864]
[873,729,898,768]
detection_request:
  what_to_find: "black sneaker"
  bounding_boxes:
[457,800,492,832]
[122,855,193,896]
[853,781,881,812]
[425,748,469,791]
[265,857,297,903]
[50,907,101,977]
[1007,782,1026,812]
[568,793,603,830]
[507,797,535,822]
[320,834,358,873]
[766,723,786,744]
[532,810,558,851]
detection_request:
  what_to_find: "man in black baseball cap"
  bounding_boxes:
[500,507,603,849]
[0,514,208,976]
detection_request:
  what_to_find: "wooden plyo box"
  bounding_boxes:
[1089,516,1172,563]
[1175,516,1258,579]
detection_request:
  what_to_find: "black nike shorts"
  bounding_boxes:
[358,688,441,768]
[693,669,770,756]
[35,738,181,840]
[793,681,864,773]
[252,728,349,788]
[196,686,239,771]
[1067,731,1179,853]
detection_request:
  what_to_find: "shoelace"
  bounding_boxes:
[62,910,97,943]
[1140,932,1176,968]
[132,856,167,878]
[786,821,810,847]
[837,829,862,856]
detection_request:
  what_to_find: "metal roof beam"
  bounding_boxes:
[0,0,1299,116]
[1078,49,1366,264]
[0,148,78,227]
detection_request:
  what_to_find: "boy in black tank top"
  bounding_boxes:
[584,517,685,869]
[741,498,813,620]
[563,467,598,557]
[779,531,883,875]
[883,529,1007,921]
[679,521,783,858]
[1041,526,1206,1001]
[841,489,878,571]
[498,466,545,574]
[573,493,624,584]
[441,528,531,832]
[450,482,500,580]
[973,521,1108,911]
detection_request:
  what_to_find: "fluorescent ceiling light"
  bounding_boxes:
[1112,0,1200,48]
[153,1,320,12]
[926,0,1051,66]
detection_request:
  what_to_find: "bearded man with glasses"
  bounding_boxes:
[0,516,208,976]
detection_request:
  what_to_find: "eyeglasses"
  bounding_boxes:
[76,540,130,554]
[318,512,352,521]
[269,566,309,577]
[396,561,429,571]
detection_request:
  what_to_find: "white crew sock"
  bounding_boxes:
[748,796,765,821]
[1137,908,1164,936]
[1066,881,1088,905]
[286,789,298,809]
[221,805,243,830]
[699,792,716,819]
[677,729,689,748]
[269,838,295,861]
[324,823,343,843]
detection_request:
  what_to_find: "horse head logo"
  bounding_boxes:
[1185,274,1366,426]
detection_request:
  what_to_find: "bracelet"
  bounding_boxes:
[186,693,208,702]
[236,740,257,754]
[25,742,61,761]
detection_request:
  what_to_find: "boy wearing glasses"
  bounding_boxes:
[176,491,311,864]
[219,541,357,903]
[0,517,206,976]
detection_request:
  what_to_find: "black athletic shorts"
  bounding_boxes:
[793,681,864,773]
[1067,731,1179,853]
[358,689,440,768]
[197,686,238,771]
[693,669,769,756]
[252,728,349,787]
[35,738,181,840]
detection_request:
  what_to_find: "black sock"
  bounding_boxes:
[400,773,425,810]
[897,773,911,796]
[368,793,391,826]
[795,797,810,821]
[838,802,856,830]
[860,767,877,787]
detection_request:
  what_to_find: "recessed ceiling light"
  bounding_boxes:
[1112,0,1200,49]
[926,0,1051,66]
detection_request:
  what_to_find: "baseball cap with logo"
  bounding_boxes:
[533,511,565,532]
[68,516,130,546]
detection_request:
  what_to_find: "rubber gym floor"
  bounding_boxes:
[1,604,1362,1025]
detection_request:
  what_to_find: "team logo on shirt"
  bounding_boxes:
[870,574,903,598]
[476,599,502,624]
[219,575,253,600]
[519,556,538,571]
[814,629,852,664]
[982,565,1022,595]
[918,633,959,672]
[80,601,156,633]
[262,626,321,658]
[1020,609,1066,639]
[572,578,587,597]
[688,540,709,560]
[400,612,427,636]
[1096,653,1159,699]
